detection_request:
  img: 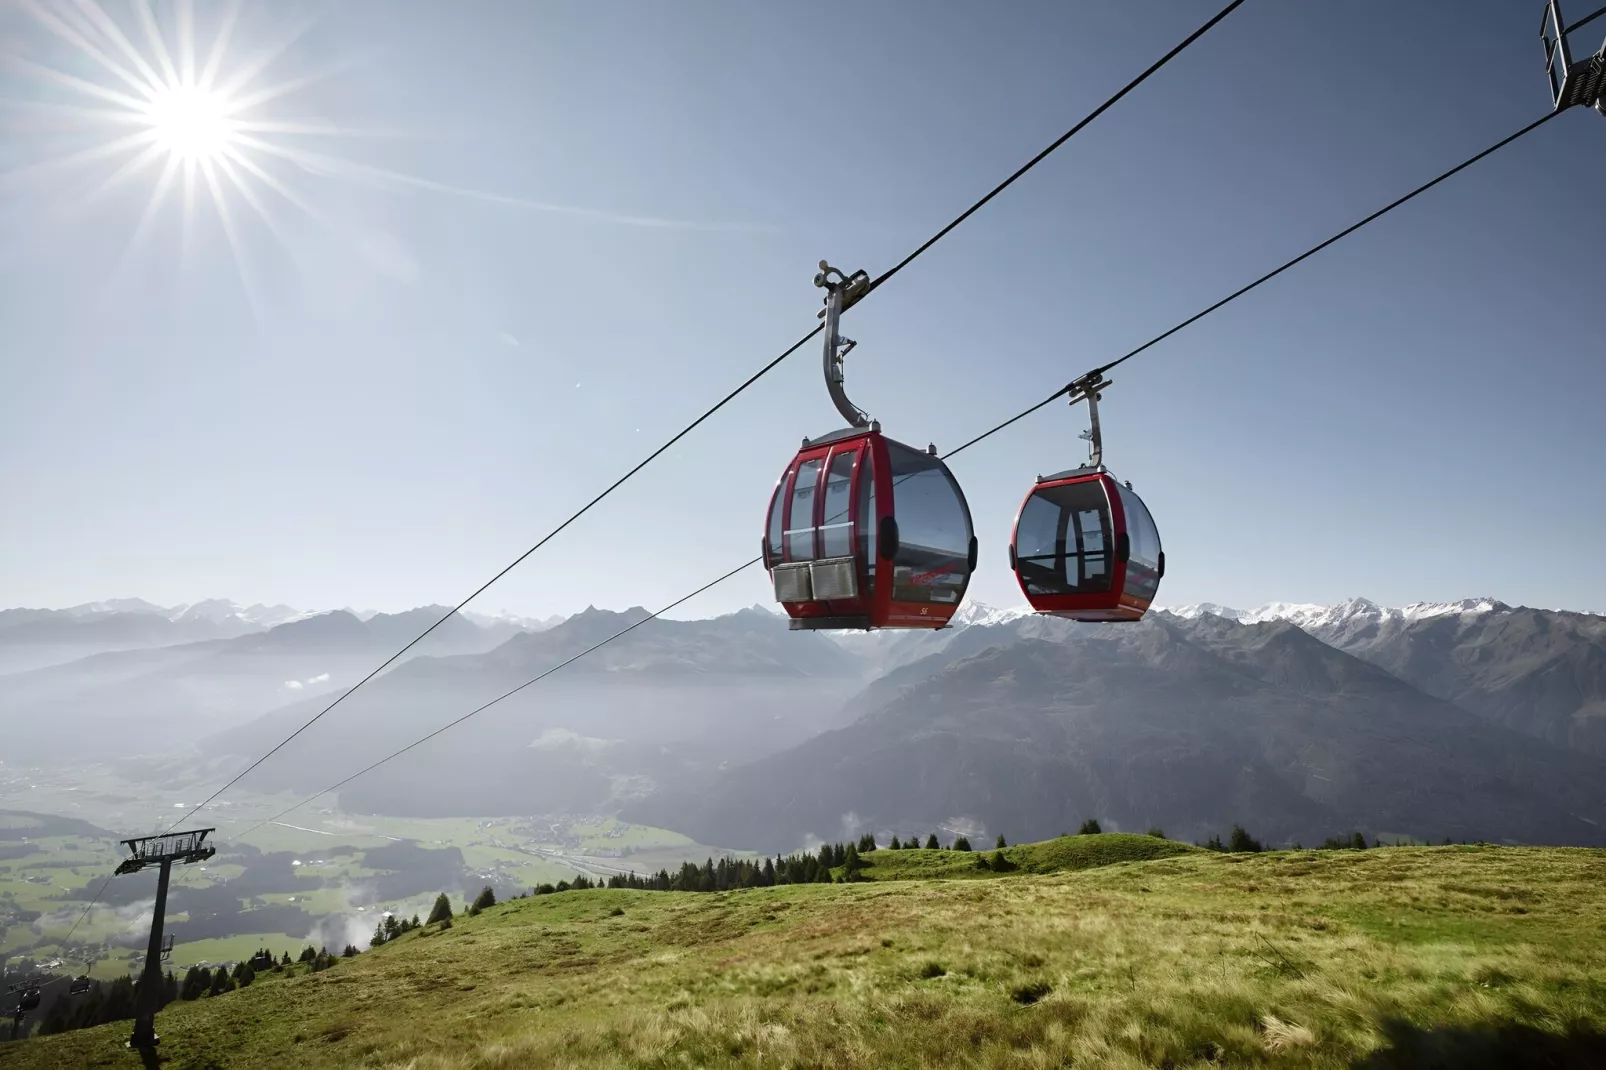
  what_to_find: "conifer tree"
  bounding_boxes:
[995,833,1007,849]
[888,835,901,850]
[1227,825,1263,853]
[953,836,972,852]
[181,966,208,1001]
[925,834,940,849]
[428,892,454,924]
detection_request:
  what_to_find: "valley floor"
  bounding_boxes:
[6,844,1606,1069]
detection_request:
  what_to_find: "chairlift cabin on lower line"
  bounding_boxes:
[763,263,977,631]
[1008,373,1164,622]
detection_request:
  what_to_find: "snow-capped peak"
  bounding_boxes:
[165,600,313,627]
[1398,597,1507,621]
[1164,602,1249,622]
[949,600,1035,629]
[1160,597,1507,629]
[460,609,564,632]
[62,598,168,618]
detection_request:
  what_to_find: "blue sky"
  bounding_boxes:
[2,0,1603,624]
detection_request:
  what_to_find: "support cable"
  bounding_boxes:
[210,108,1558,845]
[161,0,1246,834]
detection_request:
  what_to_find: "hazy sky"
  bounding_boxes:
[3,0,1604,623]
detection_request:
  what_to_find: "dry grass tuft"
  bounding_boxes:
[1260,1014,1316,1051]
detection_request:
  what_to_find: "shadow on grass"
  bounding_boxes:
[1355,1020,1606,1070]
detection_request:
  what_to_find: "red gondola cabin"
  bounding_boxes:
[764,427,976,630]
[1008,467,1163,621]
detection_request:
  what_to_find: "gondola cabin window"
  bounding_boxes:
[820,449,856,558]
[784,457,822,561]
[1014,478,1114,595]
[856,447,877,594]
[1115,481,1162,601]
[886,441,972,605]
[764,461,792,568]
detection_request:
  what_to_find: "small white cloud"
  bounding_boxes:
[497,332,519,347]
[308,672,330,685]
[575,382,582,389]
[284,680,304,690]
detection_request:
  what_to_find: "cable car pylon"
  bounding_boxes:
[1542,1,1606,116]
[113,828,215,1050]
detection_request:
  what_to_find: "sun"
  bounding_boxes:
[142,84,238,165]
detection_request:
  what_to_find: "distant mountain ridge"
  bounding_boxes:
[0,598,565,676]
[2,597,570,631]
[1153,597,1606,759]
[12,591,1606,854]
[634,610,1606,851]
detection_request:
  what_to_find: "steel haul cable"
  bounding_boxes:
[160,0,1246,837]
[215,107,1562,849]
[943,109,1562,459]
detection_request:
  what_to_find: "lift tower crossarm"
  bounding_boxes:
[1542,1,1606,116]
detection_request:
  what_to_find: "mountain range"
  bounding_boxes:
[640,606,1606,849]
[0,598,562,676]
[6,594,1606,854]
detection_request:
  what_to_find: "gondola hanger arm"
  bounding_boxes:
[814,261,874,429]
[1063,370,1111,470]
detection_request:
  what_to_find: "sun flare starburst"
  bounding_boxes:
[143,83,237,164]
[3,0,740,315]
[0,0,381,315]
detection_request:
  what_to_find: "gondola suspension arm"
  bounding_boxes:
[815,261,874,430]
[1062,370,1111,472]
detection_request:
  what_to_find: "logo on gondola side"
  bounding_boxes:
[908,560,965,586]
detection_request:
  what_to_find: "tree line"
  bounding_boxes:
[26,942,360,1040]
[530,832,1013,896]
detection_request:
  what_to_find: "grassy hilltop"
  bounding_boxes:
[6,836,1606,1069]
